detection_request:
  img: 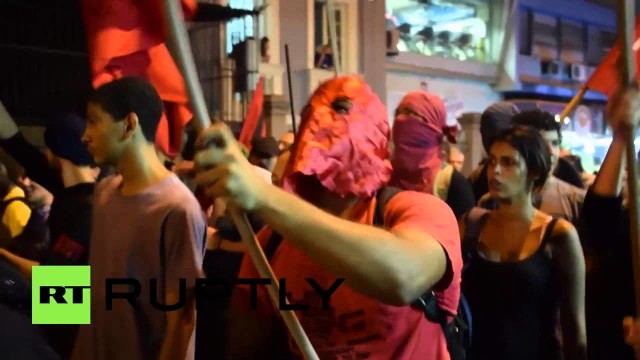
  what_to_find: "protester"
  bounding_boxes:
[248,136,280,173]
[461,125,586,360]
[278,132,295,152]
[581,85,640,360]
[389,90,474,219]
[195,75,462,359]
[444,143,465,172]
[71,77,206,360]
[0,107,97,358]
[506,110,587,226]
[469,101,520,202]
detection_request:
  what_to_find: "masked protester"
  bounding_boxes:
[195,75,462,360]
[389,91,474,219]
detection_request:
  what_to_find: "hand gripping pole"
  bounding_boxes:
[160,1,319,358]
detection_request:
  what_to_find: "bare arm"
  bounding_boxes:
[158,291,197,360]
[593,87,640,197]
[552,219,587,360]
[254,188,448,305]
[591,136,627,197]
[0,248,38,281]
[157,206,206,360]
[194,124,453,305]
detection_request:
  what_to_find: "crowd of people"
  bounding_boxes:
[0,75,639,360]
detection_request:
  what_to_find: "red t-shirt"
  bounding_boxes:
[235,191,462,360]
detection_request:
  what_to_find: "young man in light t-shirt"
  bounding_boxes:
[72,77,206,360]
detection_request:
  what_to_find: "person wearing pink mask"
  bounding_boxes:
[389,91,474,219]
[194,76,462,360]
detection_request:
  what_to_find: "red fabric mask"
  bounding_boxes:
[389,91,454,193]
[282,76,392,199]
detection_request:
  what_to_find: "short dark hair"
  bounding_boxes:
[89,77,163,143]
[250,137,279,159]
[511,109,562,143]
[493,125,552,189]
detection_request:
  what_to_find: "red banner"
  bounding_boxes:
[586,17,640,97]
[238,77,266,148]
[80,0,198,158]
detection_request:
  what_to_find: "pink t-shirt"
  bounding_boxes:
[236,191,462,360]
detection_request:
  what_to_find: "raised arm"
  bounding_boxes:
[581,87,640,252]
[194,124,460,305]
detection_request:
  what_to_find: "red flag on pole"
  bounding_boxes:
[238,77,266,148]
[80,0,198,158]
[586,16,640,96]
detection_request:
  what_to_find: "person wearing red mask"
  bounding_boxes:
[194,76,462,360]
[389,91,474,219]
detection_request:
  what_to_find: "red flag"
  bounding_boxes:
[586,16,640,96]
[238,77,266,148]
[80,0,198,158]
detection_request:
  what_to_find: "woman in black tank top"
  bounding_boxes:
[460,126,586,360]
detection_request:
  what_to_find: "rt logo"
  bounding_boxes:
[31,266,91,324]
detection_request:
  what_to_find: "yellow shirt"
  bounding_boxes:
[2,186,32,238]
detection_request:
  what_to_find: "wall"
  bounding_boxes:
[386,72,501,126]
[359,0,387,103]
[278,0,310,117]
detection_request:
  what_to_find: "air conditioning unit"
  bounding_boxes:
[567,64,587,82]
[540,60,561,77]
[386,29,400,57]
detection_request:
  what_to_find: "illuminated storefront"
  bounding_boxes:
[385,0,500,64]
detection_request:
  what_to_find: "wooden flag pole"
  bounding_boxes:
[618,0,640,313]
[161,1,319,359]
[559,87,588,120]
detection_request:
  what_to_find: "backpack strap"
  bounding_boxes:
[264,186,404,261]
[373,186,403,227]
[0,197,30,211]
[540,217,560,248]
[264,230,284,262]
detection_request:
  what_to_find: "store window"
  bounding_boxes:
[385,0,495,63]
[530,13,558,60]
[314,0,348,71]
[227,0,255,54]
[560,19,585,64]
[585,27,616,67]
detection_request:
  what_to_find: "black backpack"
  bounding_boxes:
[0,197,50,262]
[263,186,471,360]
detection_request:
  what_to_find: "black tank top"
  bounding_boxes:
[462,215,562,360]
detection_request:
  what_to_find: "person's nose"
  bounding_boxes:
[491,162,501,176]
[81,130,90,145]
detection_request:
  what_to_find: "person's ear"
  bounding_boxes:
[122,113,139,140]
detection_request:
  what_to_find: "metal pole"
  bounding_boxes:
[160,1,318,358]
[285,44,297,134]
[617,0,640,314]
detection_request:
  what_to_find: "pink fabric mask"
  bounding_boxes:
[283,76,392,198]
[389,91,451,194]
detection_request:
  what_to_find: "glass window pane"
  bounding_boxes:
[385,0,493,63]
